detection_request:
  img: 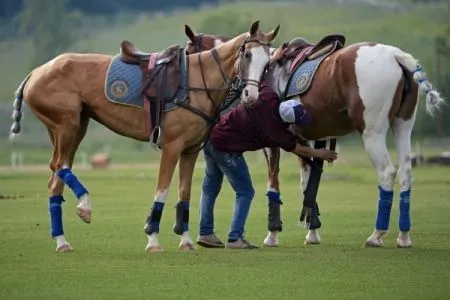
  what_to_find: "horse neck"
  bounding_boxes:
[188,33,247,114]
[267,62,290,99]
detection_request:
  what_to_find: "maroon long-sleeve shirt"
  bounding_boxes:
[210,81,297,153]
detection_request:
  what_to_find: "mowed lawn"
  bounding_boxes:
[1,152,449,300]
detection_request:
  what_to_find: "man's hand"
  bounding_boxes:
[269,43,288,65]
[316,148,338,163]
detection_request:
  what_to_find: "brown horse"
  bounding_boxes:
[184,26,445,249]
[10,21,280,253]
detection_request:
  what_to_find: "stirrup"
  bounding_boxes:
[150,126,162,149]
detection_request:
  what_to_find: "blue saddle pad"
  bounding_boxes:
[104,54,187,111]
[285,52,330,99]
[104,55,145,108]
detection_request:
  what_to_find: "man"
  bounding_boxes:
[196,48,338,249]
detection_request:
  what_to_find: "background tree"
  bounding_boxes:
[19,0,81,68]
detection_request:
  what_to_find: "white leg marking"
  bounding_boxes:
[179,232,195,251]
[155,189,168,203]
[76,194,92,223]
[305,229,321,245]
[263,231,279,247]
[393,112,416,248]
[145,189,169,253]
[355,45,402,247]
[145,233,162,253]
[55,235,73,253]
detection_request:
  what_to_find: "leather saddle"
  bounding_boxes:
[119,40,184,146]
[285,34,346,72]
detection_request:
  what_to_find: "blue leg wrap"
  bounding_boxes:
[181,201,189,232]
[145,202,165,234]
[49,195,65,238]
[266,191,283,205]
[57,168,88,199]
[399,189,411,232]
[375,186,393,231]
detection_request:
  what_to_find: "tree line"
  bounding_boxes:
[0,0,221,19]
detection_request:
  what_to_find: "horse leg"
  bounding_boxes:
[173,151,200,251]
[67,112,91,223]
[144,142,181,253]
[300,159,321,244]
[49,117,91,252]
[47,128,72,252]
[262,147,283,247]
[363,129,397,247]
[392,115,415,248]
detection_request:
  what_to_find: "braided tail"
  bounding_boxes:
[10,73,32,139]
[391,47,445,116]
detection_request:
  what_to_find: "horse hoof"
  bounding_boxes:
[179,243,195,251]
[263,243,278,248]
[145,246,163,253]
[304,239,320,245]
[77,207,91,224]
[263,237,279,247]
[56,243,73,253]
[396,244,412,249]
[364,240,383,248]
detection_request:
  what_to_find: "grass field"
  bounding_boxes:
[1,149,449,300]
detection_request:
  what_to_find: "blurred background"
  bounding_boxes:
[0,0,448,168]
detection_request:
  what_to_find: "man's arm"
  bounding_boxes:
[291,143,337,163]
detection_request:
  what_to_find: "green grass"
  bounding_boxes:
[1,150,449,300]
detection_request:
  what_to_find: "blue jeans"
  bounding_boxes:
[199,141,255,241]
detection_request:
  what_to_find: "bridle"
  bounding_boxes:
[176,35,272,153]
[184,35,272,122]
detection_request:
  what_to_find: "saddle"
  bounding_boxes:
[285,34,346,72]
[119,40,184,146]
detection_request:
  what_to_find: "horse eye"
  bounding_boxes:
[244,52,252,60]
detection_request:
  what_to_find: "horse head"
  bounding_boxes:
[184,21,280,106]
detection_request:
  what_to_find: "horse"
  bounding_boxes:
[183,26,445,248]
[9,20,281,253]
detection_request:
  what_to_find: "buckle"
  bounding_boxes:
[231,75,243,91]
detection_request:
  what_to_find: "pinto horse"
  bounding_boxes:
[184,26,445,248]
[10,21,280,253]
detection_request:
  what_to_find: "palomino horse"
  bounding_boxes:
[184,26,445,248]
[10,21,280,253]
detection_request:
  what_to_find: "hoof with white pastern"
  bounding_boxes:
[56,243,73,253]
[146,245,164,253]
[179,243,195,251]
[76,207,92,223]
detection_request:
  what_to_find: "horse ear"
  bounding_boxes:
[267,25,280,41]
[185,24,196,42]
[249,20,260,36]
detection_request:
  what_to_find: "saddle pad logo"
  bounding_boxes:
[296,73,310,91]
[110,80,128,98]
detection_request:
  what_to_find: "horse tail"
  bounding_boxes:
[10,73,32,139]
[391,47,445,116]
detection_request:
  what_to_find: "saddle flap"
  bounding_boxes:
[144,45,183,101]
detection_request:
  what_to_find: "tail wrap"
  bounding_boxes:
[10,74,32,137]
[392,47,445,116]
